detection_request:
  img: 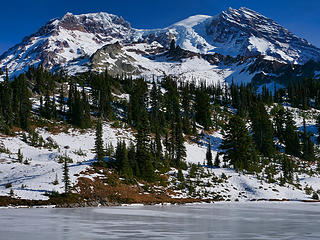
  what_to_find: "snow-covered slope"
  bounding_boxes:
[0,12,134,76]
[1,107,319,201]
[1,7,320,78]
[137,7,320,64]
[205,7,320,64]
[67,41,262,86]
[0,123,134,200]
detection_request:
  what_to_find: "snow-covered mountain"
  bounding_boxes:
[1,7,320,83]
[0,12,134,76]
[153,7,320,63]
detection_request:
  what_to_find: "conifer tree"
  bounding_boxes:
[152,125,164,170]
[1,69,13,128]
[115,141,133,177]
[11,74,32,130]
[214,153,220,168]
[94,119,105,166]
[273,105,286,143]
[195,86,211,130]
[206,141,213,167]
[181,82,192,134]
[220,114,257,171]
[135,114,154,181]
[150,81,163,133]
[81,88,91,128]
[59,84,65,114]
[53,173,59,185]
[177,169,184,182]
[249,102,274,157]
[121,141,132,178]
[128,78,148,127]
[284,111,301,157]
[174,114,186,168]
[316,114,320,143]
[128,142,140,176]
[42,89,57,120]
[105,142,114,159]
[62,155,71,194]
[17,149,23,163]
[281,155,294,182]
[302,117,315,161]
[67,80,75,123]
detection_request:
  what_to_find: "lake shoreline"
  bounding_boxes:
[1,195,319,209]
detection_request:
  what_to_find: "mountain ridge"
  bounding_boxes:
[1,7,320,86]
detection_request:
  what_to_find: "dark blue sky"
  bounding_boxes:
[1,0,320,55]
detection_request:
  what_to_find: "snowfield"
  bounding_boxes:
[0,124,134,200]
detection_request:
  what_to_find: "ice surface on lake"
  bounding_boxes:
[0,202,319,240]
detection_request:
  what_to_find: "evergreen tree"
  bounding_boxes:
[284,111,301,157]
[17,149,23,163]
[177,169,184,182]
[316,114,320,143]
[128,142,140,176]
[42,88,57,120]
[59,84,65,114]
[128,78,148,127]
[220,114,258,172]
[249,102,274,157]
[67,80,75,123]
[302,117,315,161]
[214,153,220,168]
[135,114,154,181]
[11,74,32,130]
[149,81,164,133]
[105,142,114,159]
[121,141,132,177]
[152,125,164,170]
[181,82,192,134]
[1,69,13,128]
[281,155,294,182]
[195,86,211,130]
[62,155,71,194]
[115,141,133,177]
[174,114,186,167]
[81,88,92,128]
[273,105,286,143]
[206,140,213,167]
[94,119,105,165]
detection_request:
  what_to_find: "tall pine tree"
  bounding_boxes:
[221,114,258,172]
[94,119,105,166]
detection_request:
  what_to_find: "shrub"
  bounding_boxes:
[312,192,319,200]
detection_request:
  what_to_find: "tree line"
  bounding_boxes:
[1,65,320,182]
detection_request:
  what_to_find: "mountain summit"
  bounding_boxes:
[1,7,320,78]
[139,7,320,63]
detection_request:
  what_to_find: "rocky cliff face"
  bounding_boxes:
[90,42,139,76]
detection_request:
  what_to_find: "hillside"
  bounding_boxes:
[0,66,319,206]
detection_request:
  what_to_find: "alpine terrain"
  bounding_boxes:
[0,7,320,207]
[1,7,320,88]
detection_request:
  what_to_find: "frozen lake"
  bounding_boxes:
[0,202,319,240]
